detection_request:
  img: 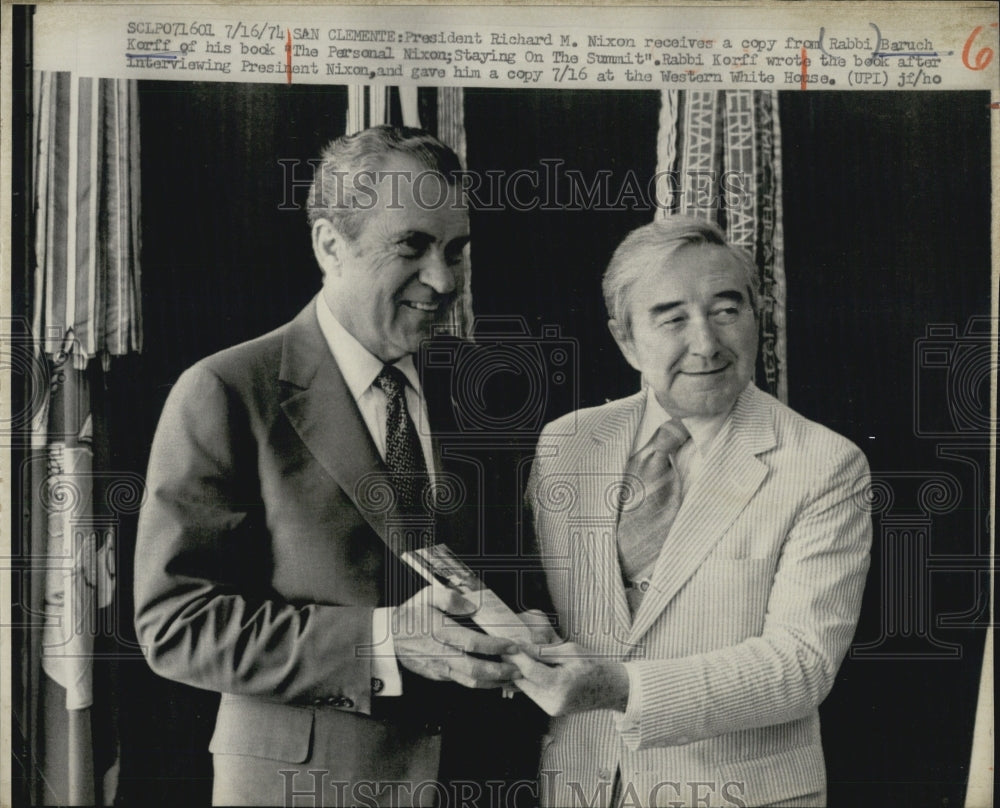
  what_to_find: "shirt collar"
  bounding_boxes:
[633,384,733,457]
[315,293,422,400]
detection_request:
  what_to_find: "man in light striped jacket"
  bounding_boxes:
[512,216,872,808]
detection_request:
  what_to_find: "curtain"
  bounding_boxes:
[655,90,787,402]
[435,87,474,334]
[34,72,142,369]
[29,71,143,806]
[345,86,473,337]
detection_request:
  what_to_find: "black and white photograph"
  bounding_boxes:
[3,3,995,807]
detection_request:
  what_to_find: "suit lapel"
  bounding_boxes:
[627,384,776,645]
[278,300,395,545]
[574,393,646,645]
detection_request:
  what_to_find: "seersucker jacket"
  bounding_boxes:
[527,383,872,808]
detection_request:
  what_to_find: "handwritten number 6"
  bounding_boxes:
[962,24,998,71]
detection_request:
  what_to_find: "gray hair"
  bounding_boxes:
[306,125,463,241]
[602,216,760,337]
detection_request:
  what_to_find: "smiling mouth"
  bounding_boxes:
[681,365,730,376]
[401,300,441,312]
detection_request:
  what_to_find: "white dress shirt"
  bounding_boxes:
[316,294,439,697]
[627,384,729,496]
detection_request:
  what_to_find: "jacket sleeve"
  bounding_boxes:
[619,440,872,751]
[134,364,377,714]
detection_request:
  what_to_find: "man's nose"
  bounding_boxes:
[418,250,459,295]
[687,317,721,356]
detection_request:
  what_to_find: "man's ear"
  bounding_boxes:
[608,318,640,372]
[311,218,347,278]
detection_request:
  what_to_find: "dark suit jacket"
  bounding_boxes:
[134,298,546,806]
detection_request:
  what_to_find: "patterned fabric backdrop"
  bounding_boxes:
[656,90,787,403]
[30,71,143,806]
[33,72,142,370]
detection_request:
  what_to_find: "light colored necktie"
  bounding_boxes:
[616,420,691,591]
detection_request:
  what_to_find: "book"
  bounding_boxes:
[400,543,533,646]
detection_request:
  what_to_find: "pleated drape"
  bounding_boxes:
[30,71,143,806]
[655,90,787,402]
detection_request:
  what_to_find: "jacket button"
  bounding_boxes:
[371,677,384,694]
[638,580,650,592]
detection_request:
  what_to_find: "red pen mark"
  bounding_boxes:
[800,47,807,89]
[962,23,998,71]
[285,28,293,85]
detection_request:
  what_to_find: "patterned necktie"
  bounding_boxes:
[616,419,691,585]
[373,365,429,512]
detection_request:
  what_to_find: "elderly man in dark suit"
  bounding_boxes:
[134,125,547,807]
